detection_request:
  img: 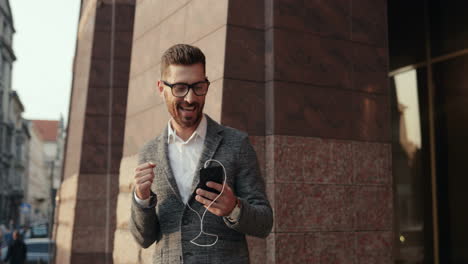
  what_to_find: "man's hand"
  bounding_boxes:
[134,162,156,200]
[195,182,237,216]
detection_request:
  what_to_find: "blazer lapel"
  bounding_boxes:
[189,115,224,197]
[154,126,183,202]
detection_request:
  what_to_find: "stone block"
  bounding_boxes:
[352,44,388,94]
[116,192,132,229]
[79,143,124,174]
[122,104,170,157]
[351,0,387,47]
[133,0,163,40]
[224,26,265,82]
[86,86,129,116]
[130,26,161,77]
[119,154,139,193]
[352,141,392,184]
[274,29,352,88]
[77,174,120,200]
[246,236,267,264]
[228,0,265,30]
[356,231,393,263]
[353,186,393,230]
[272,136,305,183]
[303,185,355,231]
[305,232,356,263]
[113,228,141,264]
[88,59,132,88]
[159,6,187,56]
[192,27,227,81]
[222,79,265,136]
[126,63,161,118]
[303,138,354,184]
[184,0,228,44]
[82,114,126,145]
[275,233,306,264]
[275,183,304,232]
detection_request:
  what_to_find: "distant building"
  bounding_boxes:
[0,0,30,228]
[26,119,65,227]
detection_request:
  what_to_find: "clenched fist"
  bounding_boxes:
[134,162,156,200]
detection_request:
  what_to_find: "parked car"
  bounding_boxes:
[1,244,7,261]
[1,238,55,264]
[25,238,55,264]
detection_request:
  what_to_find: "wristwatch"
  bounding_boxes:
[226,198,241,222]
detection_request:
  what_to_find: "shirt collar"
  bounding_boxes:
[167,114,207,144]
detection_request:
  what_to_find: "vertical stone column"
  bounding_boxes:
[222,1,268,263]
[54,1,135,263]
[260,0,393,262]
[114,0,229,263]
[106,0,393,263]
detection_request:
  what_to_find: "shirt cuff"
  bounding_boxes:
[134,192,151,207]
[225,198,241,223]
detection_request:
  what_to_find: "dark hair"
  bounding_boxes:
[160,44,206,78]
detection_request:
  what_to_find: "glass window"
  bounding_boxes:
[389,1,468,262]
[429,2,468,57]
[432,55,468,262]
[391,68,434,263]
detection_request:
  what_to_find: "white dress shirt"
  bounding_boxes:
[167,115,207,203]
[134,114,241,222]
[135,115,207,205]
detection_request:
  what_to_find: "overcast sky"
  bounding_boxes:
[10,1,81,124]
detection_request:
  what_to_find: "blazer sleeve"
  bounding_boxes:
[224,136,274,238]
[129,143,162,248]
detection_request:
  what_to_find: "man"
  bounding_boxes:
[3,231,26,264]
[129,44,273,263]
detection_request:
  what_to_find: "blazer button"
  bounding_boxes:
[184,252,193,258]
[182,218,190,225]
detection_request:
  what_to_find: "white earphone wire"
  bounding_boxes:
[159,158,227,247]
[186,159,227,247]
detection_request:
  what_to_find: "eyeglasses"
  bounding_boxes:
[162,79,210,98]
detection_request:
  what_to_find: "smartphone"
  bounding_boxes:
[196,166,224,194]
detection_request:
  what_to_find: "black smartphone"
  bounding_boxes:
[196,166,224,194]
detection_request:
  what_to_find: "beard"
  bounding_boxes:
[168,100,204,129]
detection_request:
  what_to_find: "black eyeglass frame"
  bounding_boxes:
[162,79,210,98]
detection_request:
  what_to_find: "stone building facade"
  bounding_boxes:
[54,0,392,263]
[27,119,66,228]
[0,0,30,228]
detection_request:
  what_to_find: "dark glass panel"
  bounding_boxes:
[391,67,434,263]
[429,1,468,58]
[433,55,468,263]
[388,0,427,70]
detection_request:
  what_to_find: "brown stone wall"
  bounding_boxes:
[221,0,392,262]
[54,1,95,262]
[261,0,393,263]
[54,1,135,264]
[114,0,230,263]
[58,0,393,263]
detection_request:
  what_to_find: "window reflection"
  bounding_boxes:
[392,68,433,263]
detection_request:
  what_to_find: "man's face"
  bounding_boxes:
[158,63,207,129]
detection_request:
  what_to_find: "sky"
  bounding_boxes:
[10,1,81,125]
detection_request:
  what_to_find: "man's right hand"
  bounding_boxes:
[134,162,156,200]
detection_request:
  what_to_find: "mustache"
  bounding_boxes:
[177,102,200,108]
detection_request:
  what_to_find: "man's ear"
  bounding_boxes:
[157,80,165,99]
[157,80,164,93]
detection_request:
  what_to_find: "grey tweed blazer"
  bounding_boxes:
[129,114,273,264]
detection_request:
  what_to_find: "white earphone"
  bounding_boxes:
[161,159,227,247]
